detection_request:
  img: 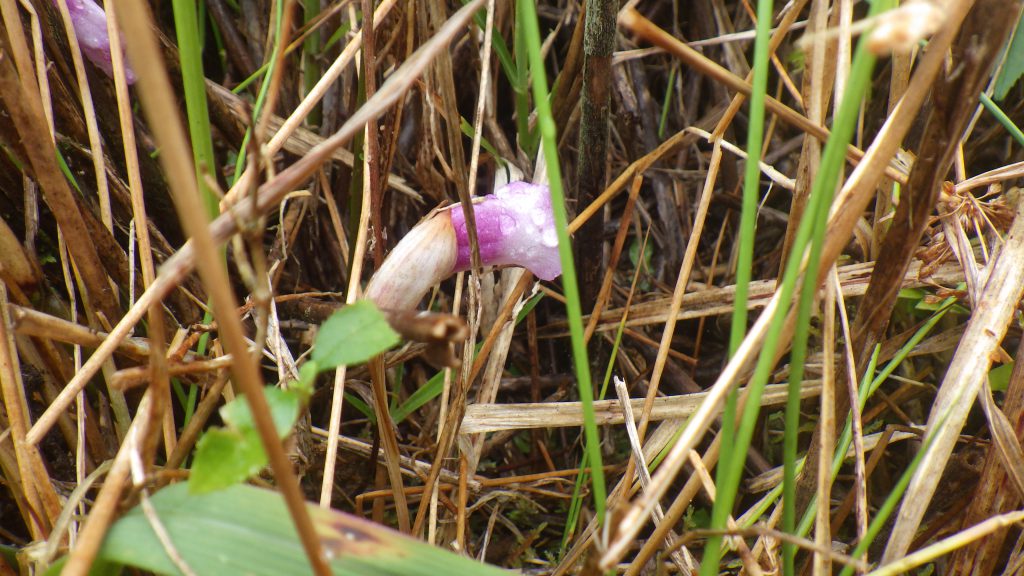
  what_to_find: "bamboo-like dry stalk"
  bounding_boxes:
[461,381,819,434]
[544,259,966,336]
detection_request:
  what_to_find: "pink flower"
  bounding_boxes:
[59,0,137,84]
[366,182,561,310]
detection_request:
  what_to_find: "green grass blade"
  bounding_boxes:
[302,0,322,126]
[703,1,890,571]
[836,413,949,576]
[231,0,286,184]
[170,0,218,218]
[796,297,957,537]
[171,0,221,429]
[980,92,1024,147]
[706,0,775,569]
[518,0,606,526]
[513,6,538,159]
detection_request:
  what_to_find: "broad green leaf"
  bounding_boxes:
[95,481,510,576]
[189,428,266,493]
[221,387,301,439]
[190,388,302,493]
[312,300,400,369]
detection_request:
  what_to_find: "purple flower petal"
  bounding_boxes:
[450,181,562,280]
[60,0,136,84]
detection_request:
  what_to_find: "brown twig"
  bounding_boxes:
[575,0,617,310]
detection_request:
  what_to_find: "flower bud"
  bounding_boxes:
[365,182,561,310]
[60,0,137,84]
[449,181,561,281]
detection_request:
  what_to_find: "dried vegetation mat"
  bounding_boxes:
[2,0,1024,574]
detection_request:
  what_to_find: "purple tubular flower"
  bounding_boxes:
[365,182,561,310]
[449,181,562,281]
[59,0,137,84]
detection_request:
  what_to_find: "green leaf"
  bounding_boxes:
[313,300,400,369]
[297,361,319,397]
[990,362,1014,392]
[392,369,445,423]
[515,291,544,324]
[345,392,376,423]
[459,117,504,166]
[189,388,302,493]
[898,287,925,301]
[221,387,301,439]
[95,481,511,576]
[189,428,266,493]
[995,12,1024,100]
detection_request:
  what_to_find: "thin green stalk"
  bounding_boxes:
[797,297,957,537]
[708,0,774,569]
[518,0,605,526]
[171,0,218,217]
[172,0,221,429]
[980,92,1024,147]
[302,0,322,126]
[231,0,286,183]
[797,346,880,538]
[702,1,889,572]
[232,61,272,94]
[837,414,949,576]
[466,0,517,89]
[657,65,677,140]
[206,7,228,71]
[513,7,538,159]
[782,2,897,569]
[727,0,773,357]
[561,233,645,551]
[740,301,957,538]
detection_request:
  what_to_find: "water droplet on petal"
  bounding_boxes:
[542,228,558,247]
[531,209,546,226]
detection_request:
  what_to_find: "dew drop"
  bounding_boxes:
[500,213,517,234]
[541,228,558,247]
[530,208,546,226]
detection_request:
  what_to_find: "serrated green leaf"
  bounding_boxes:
[95,481,510,575]
[189,428,266,494]
[312,300,400,369]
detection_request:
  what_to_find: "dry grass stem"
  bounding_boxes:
[883,196,1024,562]
[4,0,1024,573]
[547,259,965,336]
[463,381,818,434]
